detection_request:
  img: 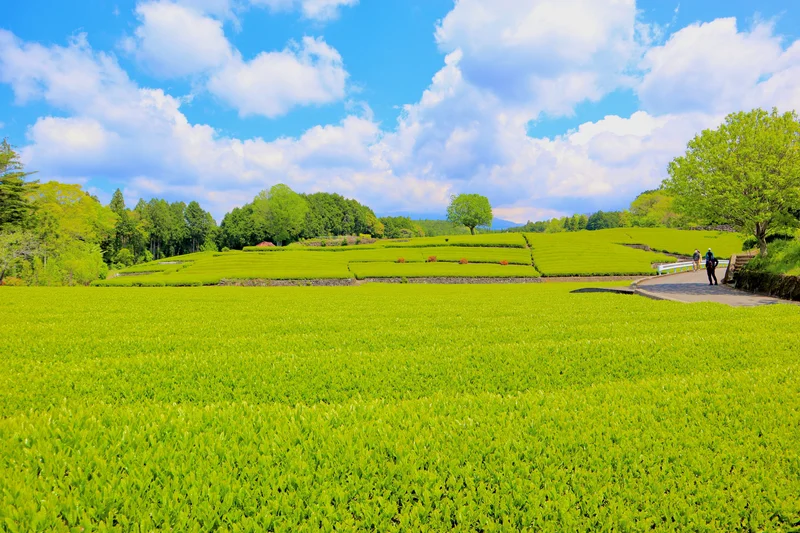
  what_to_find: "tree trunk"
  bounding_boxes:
[469,226,475,235]
[0,267,6,284]
[755,222,769,257]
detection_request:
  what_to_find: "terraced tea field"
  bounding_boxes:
[527,228,744,277]
[1,285,799,530]
[99,228,745,285]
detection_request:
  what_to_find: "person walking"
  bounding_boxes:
[705,248,718,285]
[692,249,701,271]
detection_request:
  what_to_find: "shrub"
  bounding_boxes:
[320,240,327,247]
[427,256,437,263]
[400,276,408,284]
[444,238,449,243]
[397,257,406,263]
[222,247,231,252]
[341,239,348,246]
[1,276,25,286]
[499,260,509,266]
[114,248,135,267]
[459,258,469,264]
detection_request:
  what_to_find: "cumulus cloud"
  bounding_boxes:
[122,1,349,117]
[435,0,640,112]
[3,0,800,223]
[638,18,786,114]
[125,1,232,77]
[207,37,348,118]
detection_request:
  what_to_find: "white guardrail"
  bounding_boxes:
[657,259,729,275]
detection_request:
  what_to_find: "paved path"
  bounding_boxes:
[635,268,790,307]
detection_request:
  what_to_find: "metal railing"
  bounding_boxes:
[657,259,729,275]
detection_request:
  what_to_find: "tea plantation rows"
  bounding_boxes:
[96,228,744,285]
[1,285,798,531]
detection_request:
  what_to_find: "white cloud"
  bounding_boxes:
[250,0,358,21]
[434,0,640,112]
[638,18,785,114]
[207,36,347,118]
[4,1,800,222]
[122,2,349,117]
[126,1,232,77]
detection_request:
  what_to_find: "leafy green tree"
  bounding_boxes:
[114,248,135,267]
[0,230,39,283]
[185,201,212,253]
[545,218,565,233]
[379,216,418,239]
[0,139,38,229]
[253,184,309,245]
[586,210,627,231]
[365,211,384,237]
[664,108,800,256]
[630,190,680,227]
[446,194,492,235]
[219,204,258,250]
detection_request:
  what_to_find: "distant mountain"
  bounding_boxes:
[491,219,520,230]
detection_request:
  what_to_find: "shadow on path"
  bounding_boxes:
[636,268,788,307]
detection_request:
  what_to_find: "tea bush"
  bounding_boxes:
[0,286,798,530]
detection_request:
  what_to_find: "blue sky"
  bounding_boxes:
[2,0,800,222]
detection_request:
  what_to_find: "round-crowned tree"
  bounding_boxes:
[663,108,800,256]
[446,194,492,235]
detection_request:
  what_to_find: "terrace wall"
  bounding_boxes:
[733,271,800,302]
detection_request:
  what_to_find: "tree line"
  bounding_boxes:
[506,189,681,234]
[3,106,798,285]
[216,184,386,249]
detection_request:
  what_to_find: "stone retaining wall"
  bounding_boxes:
[733,271,800,302]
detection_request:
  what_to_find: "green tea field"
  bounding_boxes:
[2,285,799,531]
[526,228,744,276]
[97,228,745,285]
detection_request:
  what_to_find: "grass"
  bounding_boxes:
[744,239,800,275]
[600,227,745,256]
[526,232,676,276]
[526,228,745,276]
[1,285,799,530]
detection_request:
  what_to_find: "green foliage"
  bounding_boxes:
[664,108,800,256]
[629,190,681,227]
[586,210,628,230]
[0,139,38,230]
[113,247,135,267]
[413,219,471,237]
[0,230,39,282]
[1,286,799,530]
[254,184,309,246]
[379,216,425,239]
[2,181,119,285]
[446,193,492,234]
[744,238,800,275]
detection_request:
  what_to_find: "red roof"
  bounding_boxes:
[257,241,276,247]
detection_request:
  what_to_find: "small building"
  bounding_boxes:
[257,241,276,247]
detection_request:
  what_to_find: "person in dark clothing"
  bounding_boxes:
[705,248,718,285]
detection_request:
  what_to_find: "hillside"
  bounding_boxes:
[96,228,745,286]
